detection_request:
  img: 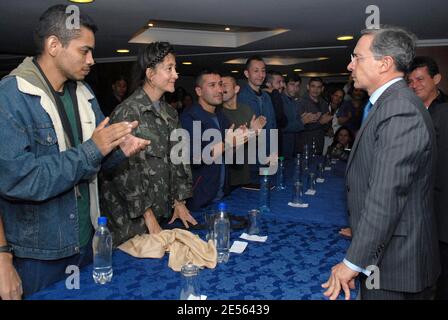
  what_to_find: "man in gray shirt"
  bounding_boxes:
[296,77,333,154]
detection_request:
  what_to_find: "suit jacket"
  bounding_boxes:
[429,102,448,244]
[345,80,440,293]
[180,103,230,211]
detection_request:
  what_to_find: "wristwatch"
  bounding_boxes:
[0,245,13,254]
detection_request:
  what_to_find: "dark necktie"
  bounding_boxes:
[362,100,373,123]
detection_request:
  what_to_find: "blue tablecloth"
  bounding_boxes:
[29,159,353,300]
[224,159,348,226]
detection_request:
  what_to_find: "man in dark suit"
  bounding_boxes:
[429,102,448,299]
[408,57,448,299]
[322,26,440,300]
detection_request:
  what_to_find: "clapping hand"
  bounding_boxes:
[119,134,151,157]
[249,115,267,134]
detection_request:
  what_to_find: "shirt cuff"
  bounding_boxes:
[343,258,371,276]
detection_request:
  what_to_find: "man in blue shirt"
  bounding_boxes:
[180,70,247,210]
[238,56,278,180]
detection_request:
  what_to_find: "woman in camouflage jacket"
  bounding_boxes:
[100,42,196,246]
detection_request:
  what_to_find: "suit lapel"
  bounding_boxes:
[346,80,408,173]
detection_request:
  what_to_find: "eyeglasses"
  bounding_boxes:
[350,53,382,63]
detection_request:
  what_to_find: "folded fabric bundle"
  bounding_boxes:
[118,228,217,271]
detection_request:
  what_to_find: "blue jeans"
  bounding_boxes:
[14,239,93,298]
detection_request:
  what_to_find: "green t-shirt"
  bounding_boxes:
[221,103,255,186]
[59,88,93,247]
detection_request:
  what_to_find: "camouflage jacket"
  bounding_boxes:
[100,87,192,246]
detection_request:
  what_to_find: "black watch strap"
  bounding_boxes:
[0,245,13,254]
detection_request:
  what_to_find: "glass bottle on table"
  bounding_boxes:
[311,138,317,159]
[307,172,316,192]
[293,153,302,183]
[259,168,271,214]
[276,156,286,190]
[291,181,305,205]
[317,162,324,180]
[303,144,310,171]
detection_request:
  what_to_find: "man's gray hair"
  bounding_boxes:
[361,26,417,73]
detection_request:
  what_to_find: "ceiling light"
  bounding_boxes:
[231,70,239,73]
[337,35,353,41]
[282,74,287,77]
[318,57,329,61]
[293,68,302,72]
[182,62,192,65]
[225,27,231,31]
[116,49,130,53]
[69,0,95,3]
[148,23,154,27]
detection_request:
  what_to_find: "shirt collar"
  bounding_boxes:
[369,77,402,105]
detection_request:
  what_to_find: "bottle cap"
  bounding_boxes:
[217,202,227,212]
[279,156,284,161]
[98,216,107,226]
[262,168,270,176]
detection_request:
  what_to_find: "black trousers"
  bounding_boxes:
[436,241,448,300]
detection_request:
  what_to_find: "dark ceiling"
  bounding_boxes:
[0,0,447,79]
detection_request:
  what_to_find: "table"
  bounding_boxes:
[29,159,353,300]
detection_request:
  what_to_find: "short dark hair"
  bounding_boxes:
[112,75,127,84]
[265,70,283,84]
[308,77,324,85]
[220,73,238,86]
[195,69,221,87]
[331,87,345,97]
[245,55,265,70]
[284,74,302,84]
[34,4,98,55]
[409,56,440,77]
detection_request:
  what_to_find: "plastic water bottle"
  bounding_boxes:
[92,216,113,284]
[214,202,230,263]
[259,169,271,214]
[276,156,286,190]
